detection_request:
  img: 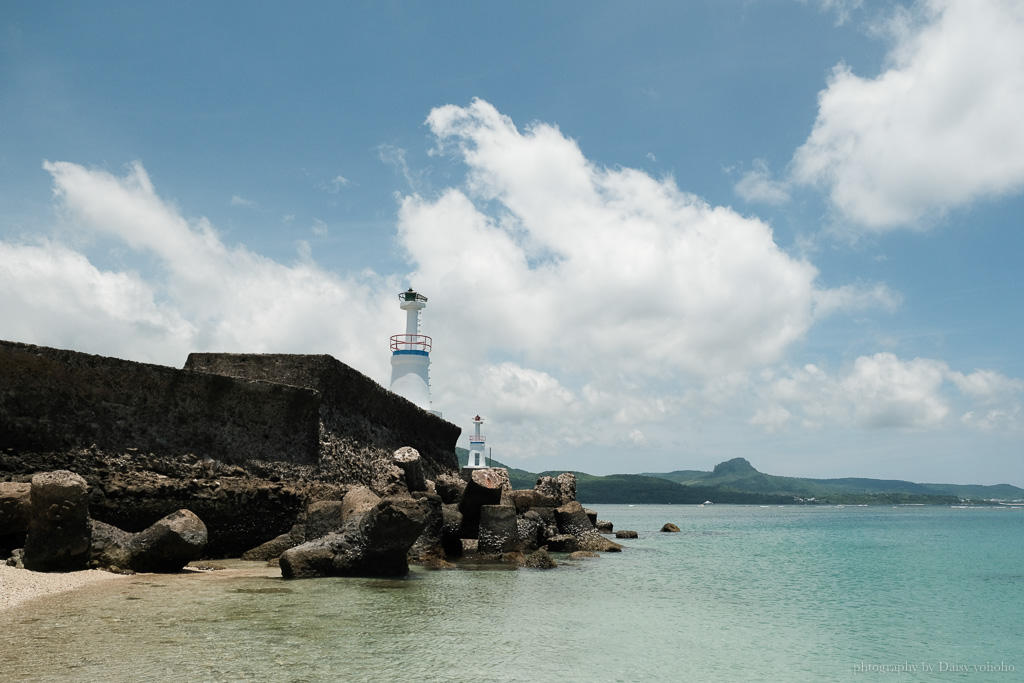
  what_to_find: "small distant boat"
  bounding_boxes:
[703,501,713,506]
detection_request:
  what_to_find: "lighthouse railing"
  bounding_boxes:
[391,334,432,352]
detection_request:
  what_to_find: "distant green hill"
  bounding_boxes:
[455,450,1022,505]
[644,457,1024,502]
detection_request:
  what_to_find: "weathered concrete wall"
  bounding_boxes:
[183,353,460,478]
[0,340,461,556]
[1,341,320,464]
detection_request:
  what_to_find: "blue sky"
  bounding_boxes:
[2,0,1023,486]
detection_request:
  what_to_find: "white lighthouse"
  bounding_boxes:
[466,415,487,469]
[389,288,440,416]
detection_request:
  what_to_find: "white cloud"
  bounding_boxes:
[734,159,791,205]
[404,99,835,382]
[231,195,259,209]
[0,240,193,364]
[753,352,1024,433]
[1,161,396,377]
[812,281,902,318]
[319,175,350,193]
[791,0,1024,229]
[798,0,864,26]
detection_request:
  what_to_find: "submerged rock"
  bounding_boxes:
[524,547,557,569]
[577,535,623,553]
[545,534,580,553]
[661,523,680,533]
[615,530,638,539]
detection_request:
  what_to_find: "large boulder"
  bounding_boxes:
[555,501,623,553]
[615,530,638,539]
[440,504,463,557]
[305,500,346,540]
[478,505,519,554]
[433,472,466,505]
[554,501,596,537]
[23,470,92,571]
[457,469,504,539]
[407,492,445,563]
[127,509,208,572]
[280,496,429,578]
[340,486,382,523]
[393,447,427,492]
[0,482,31,553]
[89,509,208,572]
[508,489,558,513]
[241,524,306,561]
[89,519,134,570]
[517,511,544,553]
[534,472,577,506]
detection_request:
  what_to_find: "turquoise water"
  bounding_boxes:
[3,505,1022,682]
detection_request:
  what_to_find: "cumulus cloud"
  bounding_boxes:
[0,240,193,364]
[383,99,930,456]
[791,0,1024,229]
[753,352,1024,433]
[1,161,396,374]
[403,99,836,381]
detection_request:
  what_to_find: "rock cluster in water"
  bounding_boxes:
[253,451,625,579]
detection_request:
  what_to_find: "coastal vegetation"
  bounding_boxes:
[460,451,1023,506]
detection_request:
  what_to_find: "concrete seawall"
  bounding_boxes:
[1,340,461,556]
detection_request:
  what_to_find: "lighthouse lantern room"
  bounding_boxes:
[389,288,440,416]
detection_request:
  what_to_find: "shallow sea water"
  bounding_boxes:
[2,505,1022,682]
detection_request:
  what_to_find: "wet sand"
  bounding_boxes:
[0,563,127,611]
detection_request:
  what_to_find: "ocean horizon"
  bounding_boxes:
[3,504,1021,682]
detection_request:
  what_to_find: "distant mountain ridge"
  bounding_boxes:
[642,457,1024,501]
[457,450,1024,504]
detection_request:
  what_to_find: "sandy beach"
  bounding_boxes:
[0,563,126,612]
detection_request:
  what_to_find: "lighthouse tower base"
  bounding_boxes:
[389,353,433,413]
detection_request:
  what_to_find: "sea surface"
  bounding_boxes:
[2,504,1022,682]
